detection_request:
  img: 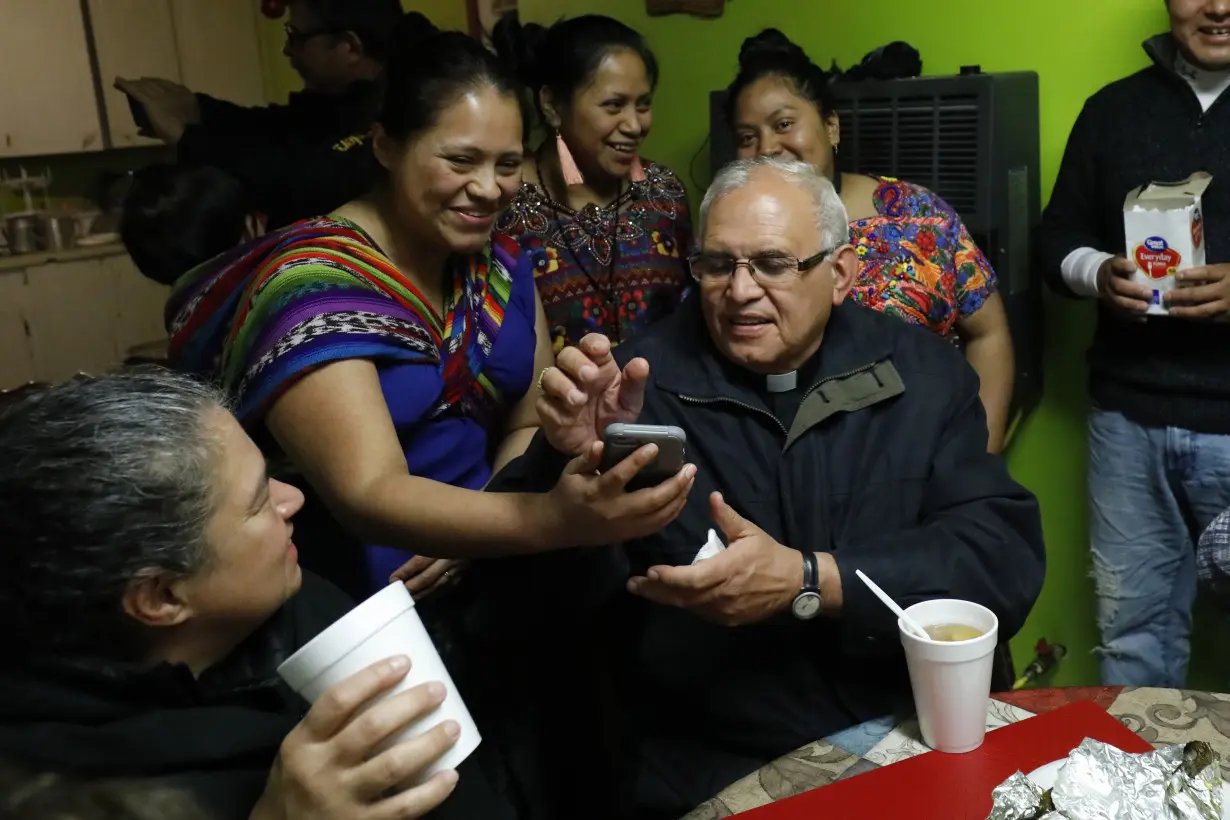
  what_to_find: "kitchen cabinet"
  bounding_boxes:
[87,0,183,148]
[0,249,169,390]
[0,0,103,157]
[0,0,274,158]
[0,271,34,388]
[170,0,269,108]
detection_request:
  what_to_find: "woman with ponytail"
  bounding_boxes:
[726,29,1015,452]
[493,14,693,352]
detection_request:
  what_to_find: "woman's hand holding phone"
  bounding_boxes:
[535,333,694,546]
[543,438,695,547]
[599,424,688,491]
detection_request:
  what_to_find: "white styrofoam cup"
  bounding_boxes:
[277,582,480,781]
[899,598,999,754]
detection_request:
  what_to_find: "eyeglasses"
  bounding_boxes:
[284,22,341,47]
[687,245,840,285]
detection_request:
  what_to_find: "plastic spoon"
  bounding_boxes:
[855,569,932,641]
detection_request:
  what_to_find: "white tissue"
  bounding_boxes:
[692,529,726,565]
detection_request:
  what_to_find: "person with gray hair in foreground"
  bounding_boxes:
[0,369,515,820]
[493,156,1047,818]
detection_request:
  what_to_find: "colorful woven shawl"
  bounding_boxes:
[167,217,519,426]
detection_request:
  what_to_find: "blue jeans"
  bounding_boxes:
[1088,409,1230,687]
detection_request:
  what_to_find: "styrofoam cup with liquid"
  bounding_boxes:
[899,598,999,754]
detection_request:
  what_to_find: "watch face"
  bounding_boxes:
[793,592,822,620]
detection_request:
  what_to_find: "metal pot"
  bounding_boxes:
[4,213,43,254]
[42,213,78,251]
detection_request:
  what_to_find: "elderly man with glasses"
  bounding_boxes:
[496,155,1046,819]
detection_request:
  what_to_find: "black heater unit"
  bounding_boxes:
[708,69,1043,427]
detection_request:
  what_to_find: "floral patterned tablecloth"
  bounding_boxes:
[683,687,1230,819]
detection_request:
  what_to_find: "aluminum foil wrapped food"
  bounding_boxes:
[988,772,1062,820]
[986,738,1221,820]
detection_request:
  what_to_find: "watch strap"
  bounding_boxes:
[801,551,819,593]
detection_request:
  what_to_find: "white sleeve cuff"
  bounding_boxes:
[1060,247,1112,299]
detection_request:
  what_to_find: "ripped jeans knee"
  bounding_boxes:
[1089,543,1191,688]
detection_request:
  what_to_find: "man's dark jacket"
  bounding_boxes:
[493,297,1046,817]
[179,83,380,230]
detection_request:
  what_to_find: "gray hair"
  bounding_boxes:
[0,367,229,661]
[698,156,851,252]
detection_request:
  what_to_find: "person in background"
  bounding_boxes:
[115,1,433,229]
[1037,0,1230,688]
[492,14,692,352]
[0,369,510,820]
[495,156,1045,819]
[726,29,1014,452]
[120,165,263,287]
[488,20,694,814]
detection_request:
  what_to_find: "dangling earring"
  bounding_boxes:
[629,154,647,183]
[555,130,585,187]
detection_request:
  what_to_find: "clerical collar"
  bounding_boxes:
[765,371,798,393]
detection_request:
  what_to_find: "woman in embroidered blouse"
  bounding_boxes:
[166,26,694,602]
[725,30,1015,452]
[492,14,693,351]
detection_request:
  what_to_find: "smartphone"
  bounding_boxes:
[600,423,688,491]
[124,92,153,134]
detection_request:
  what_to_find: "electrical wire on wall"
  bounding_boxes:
[1013,639,1067,690]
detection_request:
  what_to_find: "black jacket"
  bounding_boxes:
[0,574,515,820]
[178,83,380,230]
[1037,34,1230,434]
[495,298,1046,816]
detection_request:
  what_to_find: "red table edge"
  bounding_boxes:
[735,700,1153,819]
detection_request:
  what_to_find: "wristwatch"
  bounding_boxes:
[791,552,822,620]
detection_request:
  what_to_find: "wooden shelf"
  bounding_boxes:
[0,242,128,274]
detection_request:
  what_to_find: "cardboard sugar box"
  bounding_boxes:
[1123,171,1212,316]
